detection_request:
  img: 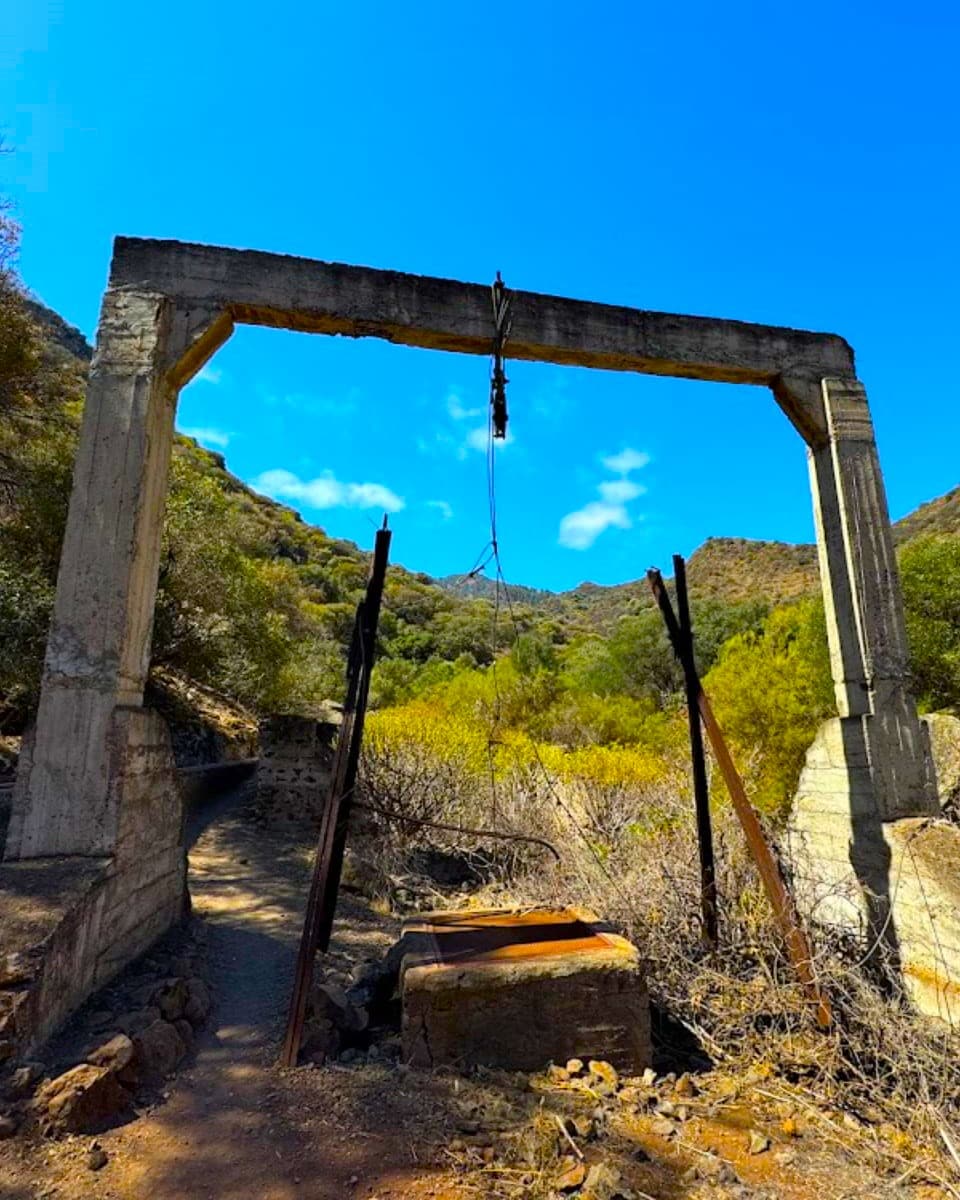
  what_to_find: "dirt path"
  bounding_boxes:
[1,789,459,1199]
[1,788,952,1199]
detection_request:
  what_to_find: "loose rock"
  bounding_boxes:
[588,1060,619,1095]
[132,1020,186,1080]
[301,1017,339,1063]
[555,1156,586,1190]
[153,978,189,1022]
[183,978,211,1027]
[116,1007,162,1036]
[4,1062,44,1100]
[86,1144,108,1170]
[87,1034,135,1075]
[174,1019,195,1051]
[0,952,33,987]
[33,1064,132,1134]
[312,983,367,1034]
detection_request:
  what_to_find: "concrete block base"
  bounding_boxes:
[787,714,960,1024]
[1,707,188,1061]
[0,849,186,1062]
[400,908,651,1074]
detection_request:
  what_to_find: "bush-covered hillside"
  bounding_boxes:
[5,206,960,818]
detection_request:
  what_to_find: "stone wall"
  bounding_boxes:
[254,714,338,825]
[787,713,960,1024]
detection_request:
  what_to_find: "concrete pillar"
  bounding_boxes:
[807,377,936,820]
[5,291,178,859]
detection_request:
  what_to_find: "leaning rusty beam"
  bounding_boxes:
[109,237,855,389]
[647,568,831,1029]
[280,525,391,1068]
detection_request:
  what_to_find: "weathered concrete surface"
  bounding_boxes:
[806,379,936,820]
[0,845,186,1062]
[1,709,187,1060]
[787,714,960,1023]
[401,908,651,1073]
[110,238,855,427]
[5,292,179,860]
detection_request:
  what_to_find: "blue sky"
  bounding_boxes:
[4,2,959,590]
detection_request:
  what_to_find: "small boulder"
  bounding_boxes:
[132,1020,186,1081]
[183,978,211,1027]
[33,1064,132,1134]
[0,952,33,988]
[174,1019,194,1051]
[153,978,188,1022]
[115,1007,161,1036]
[588,1060,619,1095]
[0,1113,18,1139]
[748,1130,771,1155]
[87,1034,138,1088]
[87,1034,135,1074]
[581,1162,622,1198]
[311,983,367,1033]
[340,849,380,898]
[555,1157,586,1191]
[4,1062,44,1100]
[86,1144,108,1170]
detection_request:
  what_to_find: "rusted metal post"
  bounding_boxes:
[672,555,718,950]
[647,568,831,1029]
[280,524,391,1067]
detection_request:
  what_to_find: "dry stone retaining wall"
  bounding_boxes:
[254,714,338,824]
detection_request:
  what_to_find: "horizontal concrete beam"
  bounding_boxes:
[110,238,855,389]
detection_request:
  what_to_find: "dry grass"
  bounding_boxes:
[359,739,960,1191]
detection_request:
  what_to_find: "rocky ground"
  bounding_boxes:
[0,785,956,1199]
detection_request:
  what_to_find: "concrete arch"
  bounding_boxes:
[1,240,941,1046]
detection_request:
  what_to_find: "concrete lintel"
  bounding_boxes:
[109,237,855,389]
[772,375,829,446]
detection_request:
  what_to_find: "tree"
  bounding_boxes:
[899,535,960,710]
[704,599,834,817]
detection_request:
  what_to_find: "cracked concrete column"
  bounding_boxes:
[808,377,936,819]
[5,290,178,859]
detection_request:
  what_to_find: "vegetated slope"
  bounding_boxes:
[11,298,960,700]
[892,485,960,543]
[437,506,960,635]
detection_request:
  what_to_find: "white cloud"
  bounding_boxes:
[598,478,645,504]
[602,448,651,475]
[447,392,483,421]
[196,365,222,385]
[252,468,405,513]
[427,499,454,520]
[558,501,631,550]
[558,447,651,550]
[181,426,231,449]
